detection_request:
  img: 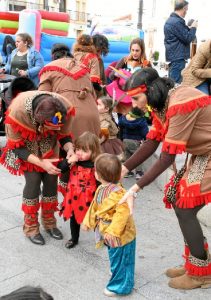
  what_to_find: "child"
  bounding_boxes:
[83,153,136,297]
[97,96,124,158]
[59,131,101,249]
[118,106,149,179]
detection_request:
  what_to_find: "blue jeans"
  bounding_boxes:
[196,81,210,95]
[169,59,186,84]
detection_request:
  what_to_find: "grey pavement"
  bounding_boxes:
[0,156,211,299]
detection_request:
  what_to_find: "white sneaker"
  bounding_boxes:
[103,288,117,297]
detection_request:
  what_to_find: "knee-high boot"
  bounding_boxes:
[22,197,40,237]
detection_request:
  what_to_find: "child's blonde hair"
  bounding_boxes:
[74,131,101,161]
[95,153,121,183]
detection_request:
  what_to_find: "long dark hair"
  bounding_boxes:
[124,67,175,112]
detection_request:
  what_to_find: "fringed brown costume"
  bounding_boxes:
[1,91,74,237]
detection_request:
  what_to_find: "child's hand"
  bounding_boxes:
[67,153,78,164]
[104,233,121,247]
[81,224,89,231]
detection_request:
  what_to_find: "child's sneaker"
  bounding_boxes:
[136,170,144,180]
[124,171,134,178]
[103,288,118,297]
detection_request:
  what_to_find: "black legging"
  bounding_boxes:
[23,171,58,199]
[70,213,80,243]
[174,204,207,260]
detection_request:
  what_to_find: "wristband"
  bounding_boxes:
[127,190,138,198]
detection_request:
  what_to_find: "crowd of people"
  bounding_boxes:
[0,0,211,296]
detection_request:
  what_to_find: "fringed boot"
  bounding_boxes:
[166,238,209,278]
[41,196,63,240]
[165,242,189,278]
[22,197,45,245]
[168,252,211,289]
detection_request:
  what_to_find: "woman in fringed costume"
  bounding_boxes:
[120,67,211,289]
[73,34,102,96]
[38,43,100,198]
[0,91,74,245]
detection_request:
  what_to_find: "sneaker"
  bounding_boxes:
[103,288,117,297]
[124,171,134,178]
[136,170,144,180]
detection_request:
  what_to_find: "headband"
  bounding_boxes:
[126,84,147,96]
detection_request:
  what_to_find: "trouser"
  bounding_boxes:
[174,204,211,276]
[169,59,186,84]
[107,239,136,295]
[22,171,58,236]
[70,213,80,242]
[123,139,143,172]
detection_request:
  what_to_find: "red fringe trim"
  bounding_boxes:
[163,174,177,209]
[22,203,40,214]
[67,107,75,117]
[185,260,211,276]
[39,65,89,80]
[146,130,163,142]
[176,179,211,208]
[6,115,36,141]
[162,141,186,154]
[167,96,211,118]
[40,201,58,211]
[82,53,98,67]
[90,75,102,84]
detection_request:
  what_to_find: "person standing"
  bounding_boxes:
[120,67,211,290]
[83,153,136,297]
[182,39,211,95]
[39,43,100,198]
[164,0,197,83]
[0,33,44,87]
[1,91,74,245]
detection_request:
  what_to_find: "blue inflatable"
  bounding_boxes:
[40,33,130,68]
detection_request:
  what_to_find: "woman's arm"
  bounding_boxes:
[124,139,160,172]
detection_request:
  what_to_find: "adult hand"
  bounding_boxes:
[64,142,74,159]
[118,184,140,214]
[67,153,78,164]
[121,164,129,180]
[40,158,61,175]
[18,70,27,77]
[190,20,198,28]
[0,68,5,74]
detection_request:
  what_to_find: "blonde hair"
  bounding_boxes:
[74,131,101,162]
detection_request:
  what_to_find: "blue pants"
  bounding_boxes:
[196,81,210,95]
[169,59,186,84]
[106,239,136,295]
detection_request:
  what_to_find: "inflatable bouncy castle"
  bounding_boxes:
[0,12,19,35]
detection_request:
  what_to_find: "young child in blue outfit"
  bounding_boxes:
[83,153,136,297]
[118,106,149,179]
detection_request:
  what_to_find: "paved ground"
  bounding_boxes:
[0,163,211,300]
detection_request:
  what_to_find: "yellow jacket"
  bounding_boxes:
[83,184,136,247]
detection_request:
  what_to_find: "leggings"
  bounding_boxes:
[174,204,207,260]
[23,171,58,199]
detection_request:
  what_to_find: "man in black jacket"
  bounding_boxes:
[164,0,197,83]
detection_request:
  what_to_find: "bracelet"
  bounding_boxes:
[127,189,138,198]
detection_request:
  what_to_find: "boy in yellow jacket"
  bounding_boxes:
[83,153,136,297]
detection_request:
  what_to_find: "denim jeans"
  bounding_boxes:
[169,59,186,84]
[196,81,210,95]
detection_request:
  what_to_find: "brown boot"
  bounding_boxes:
[168,273,211,289]
[165,266,186,278]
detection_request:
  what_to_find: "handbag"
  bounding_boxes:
[164,154,188,206]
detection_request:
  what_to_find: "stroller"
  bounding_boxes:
[0,77,36,135]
